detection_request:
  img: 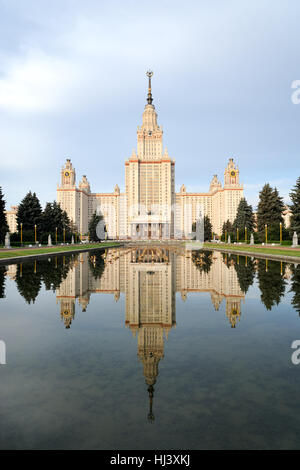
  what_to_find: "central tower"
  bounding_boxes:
[125,71,175,239]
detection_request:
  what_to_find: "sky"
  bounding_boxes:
[0,0,299,210]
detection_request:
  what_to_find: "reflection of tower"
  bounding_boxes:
[225,298,241,328]
[125,247,176,421]
[60,298,75,329]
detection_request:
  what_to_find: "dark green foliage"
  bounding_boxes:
[257,259,286,310]
[192,215,212,241]
[204,215,213,241]
[290,176,300,236]
[88,212,104,241]
[231,255,256,293]
[39,255,74,291]
[233,198,255,240]
[40,201,72,237]
[221,219,234,241]
[15,262,42,304]
[192,250,213,274]
[290,264,300,316]
[257,184,285,242]
[0,187,9,244]
[0,265,6,298]
[17,191,42,232]
[88,250,105,279]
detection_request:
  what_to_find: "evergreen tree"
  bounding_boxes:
[257,184,284,241]
[192,250,213,274]
[39,255,74,291]
[232,255,256,293]
[233,198,255,238]
[257,259,286,310]
[88,212,104,241]
[0,187,9,244]
[17,191,42,232]
[40,202,55,234]
[0,265,6,298]
[88,250,105,279]
[204,215,213,241]
[290,176,300,236]
[15,262,42,304]
[290,264,300,316]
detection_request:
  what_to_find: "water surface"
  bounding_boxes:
[0,247,300,449]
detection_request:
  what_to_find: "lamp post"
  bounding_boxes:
[63,228,66,244]
[55,227,58,245]
[236,228,239,242]
[245,226,247,244]
[20,223,23,246]
[34,224,37,243]
[265,224,268,244]
[225,230,227,242]
[280,222,282,245]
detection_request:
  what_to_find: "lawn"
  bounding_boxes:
[204,242,300,258]
[0,242,121,259]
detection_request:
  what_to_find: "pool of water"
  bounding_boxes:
[0,246,300,449]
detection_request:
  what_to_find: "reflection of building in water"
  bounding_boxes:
[55,247,245,417]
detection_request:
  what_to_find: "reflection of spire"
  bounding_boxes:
[147,384,155,422]
[146,70,153,105]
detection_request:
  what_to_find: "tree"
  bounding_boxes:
[232,255,256,294]
[0,187,9,244]
[15,262,42,304]
[88,212,104,241]
[40,201,72,242]
[290,176,300,236]
[221,219,234,241]
[257,259,286,310]
[290,264,300,316]
[88,250,105,279]
[192,250,213,274]
[233,198,255,239]
[0,265,6,298]
[257,184,284,241]
[17,191,42,232]
[204,215,213,241]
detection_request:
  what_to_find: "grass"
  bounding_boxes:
[204,242,300,258]
[0,242,121,259]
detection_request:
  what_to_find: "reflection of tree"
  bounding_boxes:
[0,265,6,298]
[192,250,213,274]
[15,262,42,304]
[88,250,105,279]
[290,264,300,316]
[39,255,74,291]
[257,259,286,310]
[231,255,256,294]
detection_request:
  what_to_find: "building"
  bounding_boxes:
[55,246,245,419]
[57,72,243,238]
[5,205,18,233]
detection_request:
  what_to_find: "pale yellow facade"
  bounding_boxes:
[5,205,18,233]
[57,74,243,238]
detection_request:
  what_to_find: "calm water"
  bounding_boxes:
[0,246,300,450]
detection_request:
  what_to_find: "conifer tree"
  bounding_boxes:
[257,259,286,310]
[257,184,284,241]
[204,215,213,241]
[290,176,300,235]
[290,264,300,316]
[233,198,255,237]
[0,187,9,244]
[17,191,42,232]
[88,212,104,241]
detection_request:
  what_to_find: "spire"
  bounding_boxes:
[146,70,153,105]
[147,384,155,422]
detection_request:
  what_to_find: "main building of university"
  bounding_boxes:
[57,72,243,239]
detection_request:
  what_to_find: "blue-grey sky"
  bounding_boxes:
[0,0,299,210]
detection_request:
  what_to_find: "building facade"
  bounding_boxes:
[5,205,18,233]
[57,73,243,238]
